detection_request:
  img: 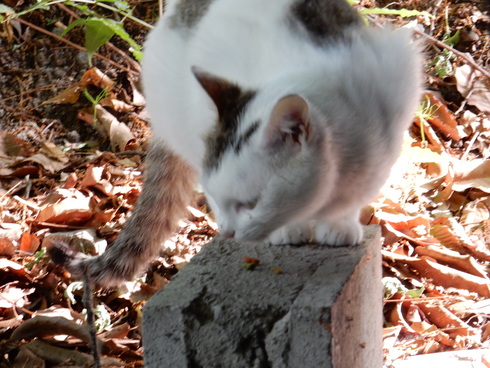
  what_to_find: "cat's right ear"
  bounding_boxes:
[262,95,311,153]
[192,66,241,118]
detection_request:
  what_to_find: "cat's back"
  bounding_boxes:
[142,0,362,168]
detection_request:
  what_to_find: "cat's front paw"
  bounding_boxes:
[314,220,363,246]
[267,224,312,245]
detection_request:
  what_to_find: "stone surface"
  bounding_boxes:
[143,225,382,368]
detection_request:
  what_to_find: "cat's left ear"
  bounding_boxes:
[192,66,242,118]
[263,95,311,151]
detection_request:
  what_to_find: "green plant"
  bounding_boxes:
[415,95,440,142]
[346,0,432,18]
[383,277,425,299]
[25,247,48,270]
[0,4,14,21]
[429,6,460,77]
[1,0,151,63]
[83,86,109,124]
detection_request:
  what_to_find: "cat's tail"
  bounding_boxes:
[49,139,197,287]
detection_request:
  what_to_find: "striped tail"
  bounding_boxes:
[52,139,197,287]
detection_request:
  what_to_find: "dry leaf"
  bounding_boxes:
[80,165,114,196]
[452,159,490,193]
[461,198,490,226]
[414,245,488,279]
[418,302,476,337]
[0,285,35,308]
[100,95,134,112]
[455,65,490,115]
[22,153,66,173]
[382,250,490,296]
[41,84,81,105]
[78,106,135,152]
[40,142,69,164]
[0,237,16,257]
[36,196,92,224]
[424,92,461,141]
[79,67,115,91]
[375,211,431,232]
[19,232,40,254]
[41,67,116,106]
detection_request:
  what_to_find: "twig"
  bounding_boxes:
[414,29,490,79]
[82,269,102,368]
[460,131,480,161]
[14,17,138,76]
[363,12,490,79]
[12,195,40,211]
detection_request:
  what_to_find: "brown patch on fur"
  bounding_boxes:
[192,70,257,171]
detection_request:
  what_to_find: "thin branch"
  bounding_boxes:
[14,17,138,76]
[362,12,490,79]
[414,28,490,79]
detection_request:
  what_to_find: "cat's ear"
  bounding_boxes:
[192,66,241,118]
[262,95,311,152]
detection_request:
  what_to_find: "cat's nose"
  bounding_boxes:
[221,230,235,239]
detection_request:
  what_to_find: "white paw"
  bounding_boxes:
[314,220,363,246]
[267,224,312,245]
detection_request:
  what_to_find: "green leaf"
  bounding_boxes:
[60,18,86,38]
[360,8,433,18]
[406,287,425,298]
[99,18,143,60]
[0,4,15,14]
[113,0,131,12]
[444,30,460,47]
[85,17,116,65]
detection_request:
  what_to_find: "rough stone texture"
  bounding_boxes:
[143,225,382,368]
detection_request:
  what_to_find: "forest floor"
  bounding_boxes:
[0,0,489,367]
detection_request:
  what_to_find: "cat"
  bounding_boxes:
[53,0,422,286]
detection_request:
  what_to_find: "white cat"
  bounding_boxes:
[54,0,422,286]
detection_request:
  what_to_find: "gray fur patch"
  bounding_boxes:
[168,0,215,29]
[290,0,362,44]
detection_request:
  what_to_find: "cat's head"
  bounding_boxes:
[194,67,327,241]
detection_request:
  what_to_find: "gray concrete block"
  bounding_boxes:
[143,225,382,368]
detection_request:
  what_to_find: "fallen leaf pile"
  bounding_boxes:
[374,92,490,363]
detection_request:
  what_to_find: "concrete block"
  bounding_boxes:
[143,225,382,368]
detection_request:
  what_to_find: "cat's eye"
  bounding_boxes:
[236,198,258,212]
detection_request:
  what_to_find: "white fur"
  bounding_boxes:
[143,0,422,245]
